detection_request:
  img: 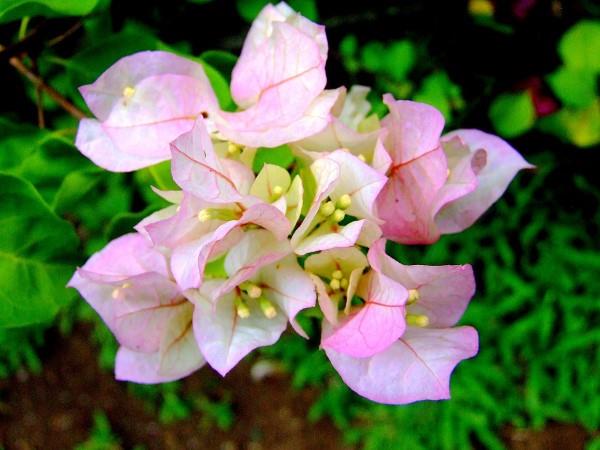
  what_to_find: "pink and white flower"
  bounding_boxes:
[376,95,533,244]
[68,233,205,383]
[322,239,478,404]
[188,230,315,376]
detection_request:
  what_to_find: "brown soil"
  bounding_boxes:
[0,325,348,450]
[0,325,592,450]
[502,423,591,450]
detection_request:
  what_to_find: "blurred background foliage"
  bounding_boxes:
[0,0,599,449]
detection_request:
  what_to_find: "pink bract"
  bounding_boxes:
[324,325,478,404]
[216,2,337,147]
[68,233,205,383]
[322,239,479,404]
[377,95,533,244]
[76,51,218,172]
[189,232,315,376]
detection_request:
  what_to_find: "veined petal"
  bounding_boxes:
[381,95,445,164]
[377,146,447,244]
[294,219,366,255]
[76,119,188,172]
[216,89,340,148]
[231,5,326,109]
[326,150,387,222]
[324,325,478,404]
[115,303,205,383]
[368,239,476,327]
[436,129,534,233]
[291,157,340,249]
[171,221,244,290]
[260,256,316,338]
[171,119,253,203]
[68,233,169,282]
[213,229,292,300]
[77,51,218,171]
[191,290,288,376]
[321,271,407,358]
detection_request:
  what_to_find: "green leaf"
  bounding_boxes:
[252,145,295,173]
[383,40,416,81]
[0,0,100,23]
[146,161,179,191]
[488,91,535,138]
[547,66,598,108]
[0,119,90,202]
[288,0,318,20]
[360,41,386,73]
[199,60,235,111]
[558,20,600,73]
[200,50,238,83]
[340,35,359,74]
[236,0,270,21]
[414,71,463,122]
[0,174,78,328]
[52,168,103,215]
[236,0,317,22]
[537,102,600,148]
[105,205,161,242]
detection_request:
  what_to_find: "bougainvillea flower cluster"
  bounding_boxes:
[69,2,532,404]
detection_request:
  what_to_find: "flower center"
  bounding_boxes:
[318,193,352,225]
[234,284,278,319]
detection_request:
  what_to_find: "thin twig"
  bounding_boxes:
[30,58,46,128]
[47,21,82,47]
[35,84,46,127]
[1,44,86,120]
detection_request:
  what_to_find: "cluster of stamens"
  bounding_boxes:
[318,193,352,224]
[328,269,349,292]
[234,282,277,319]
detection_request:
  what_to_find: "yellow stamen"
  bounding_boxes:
[332,270,343,280]
[329,278,341,291]
[271,185,284,201]
[319,201,335,217]
[259,298,277,319]
[235,298,250,318]
[340,278,349,289]
[197,209,212,222]
[243,283,262,299]
[336,194,352,210]
[406,314,429,327]
[407,289,420,304]
[331,209,345,223]
[122,86,135,99]
[228,142,242,155]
